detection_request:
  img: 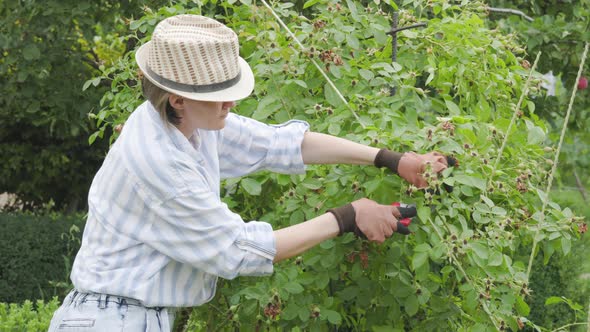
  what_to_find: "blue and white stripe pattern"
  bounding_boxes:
[71,101,309,307]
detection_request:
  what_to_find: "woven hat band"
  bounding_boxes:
[145,65,241,93]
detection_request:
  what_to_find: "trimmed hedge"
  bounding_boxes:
[0,213,85,304]
[0,298,60,331]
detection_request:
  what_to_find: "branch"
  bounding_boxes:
[550,322,587,332]
[387,22,428,35]
[82,56,100,71]
[573,168,588,202]
[487,6,534,22]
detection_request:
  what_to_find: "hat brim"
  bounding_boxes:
[135,41,255,102]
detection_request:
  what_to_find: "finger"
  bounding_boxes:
[415,177,428,189]
[390,206,401,218]
[383,223,394,238]
[372,234,385,243]
[432,161,447,173]
[434,154,448,166]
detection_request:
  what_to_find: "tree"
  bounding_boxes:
[0,0,166,210]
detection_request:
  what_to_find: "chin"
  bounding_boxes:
[208,120,226,131]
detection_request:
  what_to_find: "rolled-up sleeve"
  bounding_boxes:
[144,188,276,279]
[218,113,309,178]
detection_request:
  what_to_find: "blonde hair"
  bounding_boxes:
[141,76,182,126]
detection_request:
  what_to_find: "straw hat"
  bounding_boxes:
[135,15,254,102]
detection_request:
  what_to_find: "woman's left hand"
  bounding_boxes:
[398,152,448,188]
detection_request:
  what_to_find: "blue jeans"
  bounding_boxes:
[48,290,175,332]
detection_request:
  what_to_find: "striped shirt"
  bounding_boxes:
[71,101,309,307]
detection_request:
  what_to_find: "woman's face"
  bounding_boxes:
[169,95,236,136]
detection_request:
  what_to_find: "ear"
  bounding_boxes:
[168,94,185,110]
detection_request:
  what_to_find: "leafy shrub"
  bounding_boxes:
[0,213,85,304]
[88,0,587,330]
[0,298,60,332]
[0,0,170,210]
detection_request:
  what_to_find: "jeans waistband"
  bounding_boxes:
[67,289,149,309]
[64,289,175,331]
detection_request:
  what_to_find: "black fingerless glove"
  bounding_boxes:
[327,204,362,237]
[374,148,403,175]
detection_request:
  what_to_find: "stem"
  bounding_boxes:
[269,74,292,119]
[491,51,541,176]
[425,217,501,331]
[486,6,534,22]
[526,42,589,280]
[390,11,399,96]
[388,22,428,35]
[259,0,363,127]
[573,168,588,202]
[549,322,587,332]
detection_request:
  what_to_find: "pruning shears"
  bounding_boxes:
[391,202,417,235]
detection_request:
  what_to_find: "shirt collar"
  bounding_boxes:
[144,101,204,164]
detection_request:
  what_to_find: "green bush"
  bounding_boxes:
[92,1,587,330]
[0,298,60,332]
[523,190,590,331]
[0,213,85,304]
[0,0,167,211]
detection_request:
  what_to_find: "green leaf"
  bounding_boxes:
[83,79,93,91]
[404,295,419,316]
[412,252,429,271]
[23,44,40,60]
[545,296,566,305]
[241,178,261,195]
[445,100,461,115]
[252,97,280,120]
[359,69,375,81]
[91,77,101,87]
[515,296,530,316]
[88,131,100,145]
[470,243,489,259]
[345,0,359,22]
[417,204,431,223]
[346,34,360,49]
[298,306,309,321]
[561,237,571,255]
[328,123,341,135]
[323,309,342,324]
[454,175,486,191]
[488,251,503,266]
[130,20,142,30]
[324,83,343,107]
[527,126,545,145]
[282,302,300,320]
[363,179,381,194]
[240,286,266,300]
[303,0,321,9]
[292,80,308,88]
[320,240,335,249]
[284,282,304,294]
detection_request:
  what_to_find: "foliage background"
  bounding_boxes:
[0,0,589,331]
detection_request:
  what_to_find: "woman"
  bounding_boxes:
[49,15,447,331]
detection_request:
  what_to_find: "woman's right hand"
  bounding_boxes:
[351,198,401,243]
